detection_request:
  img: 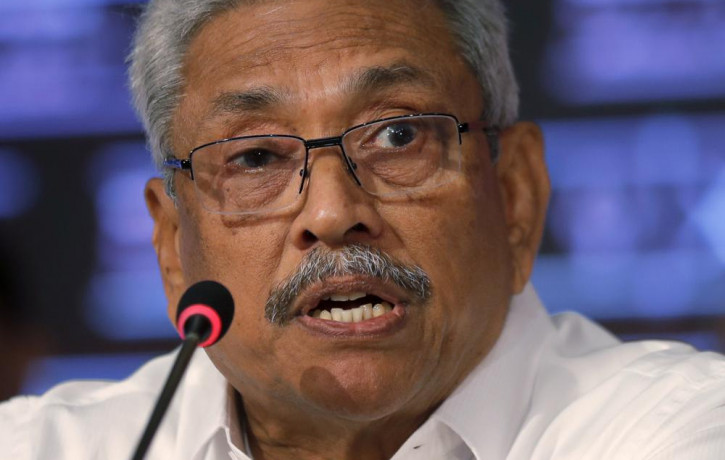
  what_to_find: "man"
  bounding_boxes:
[1,0,724,459]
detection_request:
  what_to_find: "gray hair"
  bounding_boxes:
[129,0,519,190]
[265,243,431,326]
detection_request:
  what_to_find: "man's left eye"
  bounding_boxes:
[374,123,419,148]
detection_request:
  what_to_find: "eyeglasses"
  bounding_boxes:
[164,113,499,215]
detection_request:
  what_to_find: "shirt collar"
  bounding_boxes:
[429,283,553,459]
[174,283,552,460]
[169,349,233,460]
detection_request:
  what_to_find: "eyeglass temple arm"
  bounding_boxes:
[163,158,192,171]
[460,120,501,164]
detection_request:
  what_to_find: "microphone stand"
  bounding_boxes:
[130,316,208,460]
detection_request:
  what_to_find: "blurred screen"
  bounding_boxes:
[0,0,142,138]
[545,0,725,104]
[533,113,725,318]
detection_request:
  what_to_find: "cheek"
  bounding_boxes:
[179,214,280,288]
[177,214,296,391]
[176,206,289,334]
[399,179,507,286]
[388,167,511,328]
[205,323,286,395]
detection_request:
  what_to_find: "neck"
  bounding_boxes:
[236,392,436,460]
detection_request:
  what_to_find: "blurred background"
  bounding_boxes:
[0,0,723,400]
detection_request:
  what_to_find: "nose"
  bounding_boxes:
[289,149,384,250]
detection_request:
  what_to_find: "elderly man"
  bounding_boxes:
[2,0,724,459]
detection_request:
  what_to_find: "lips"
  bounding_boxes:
[264,244,431,327]
[291,278,409,335]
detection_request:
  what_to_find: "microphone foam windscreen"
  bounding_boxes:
[176,280,235,346]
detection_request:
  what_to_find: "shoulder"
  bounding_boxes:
[548,312,725,396]
[529,317,725,459]
[0,352,176,460]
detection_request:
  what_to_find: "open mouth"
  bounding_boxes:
[306,291,394,323]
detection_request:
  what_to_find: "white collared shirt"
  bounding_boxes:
[2,284,724,459]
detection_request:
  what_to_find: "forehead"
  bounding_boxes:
[184,0,471,97]
[173,0,482,148]
[186,0,457,71]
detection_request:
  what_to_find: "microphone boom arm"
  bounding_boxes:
[129,281,233,460]
[130,332,200,460]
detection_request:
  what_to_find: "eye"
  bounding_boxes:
[373,122,419,149]
[230,148,281,169]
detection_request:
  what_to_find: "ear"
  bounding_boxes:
[496,122,550,293]
[145,178,186,320]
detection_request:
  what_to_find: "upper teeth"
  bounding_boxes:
[325,292,367,301]
[312,302,393,322]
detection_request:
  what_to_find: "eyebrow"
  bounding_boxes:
[208,62,436,119]
[345,62,436,95]
[211,86,283,115]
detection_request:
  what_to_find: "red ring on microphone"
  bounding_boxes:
[177,304,222,348]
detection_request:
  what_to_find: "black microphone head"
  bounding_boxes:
[176,280,234,347]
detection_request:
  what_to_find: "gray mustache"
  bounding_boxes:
[265,244,432,325]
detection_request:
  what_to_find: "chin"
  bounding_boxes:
[297,362,426,421]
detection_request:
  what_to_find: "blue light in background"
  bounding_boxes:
[86,141,157,270]
[84,141,174,340]
[95,167,154,249]
[543,114,721,252]
[546,0,725,104]
[538,114,717,191]
[632,115,701,186]
[0,149,39,219]
[0,4,103,41]
[0,0,140,10]
[0,1,141,139]
[85,270,174,339]
[533,251,725,318]
[533,113,725,318]
[21,352,160,396]
[692,169,725,263]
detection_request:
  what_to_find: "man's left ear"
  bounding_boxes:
[496,122,550,293]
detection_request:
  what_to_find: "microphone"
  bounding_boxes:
[176,280,235,347]
[131,280,234,460]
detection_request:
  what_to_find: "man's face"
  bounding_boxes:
[147,0,546,423]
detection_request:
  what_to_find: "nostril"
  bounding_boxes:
[301,229,317,245]
[351,223,367,233]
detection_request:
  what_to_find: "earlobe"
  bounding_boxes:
[145,178,186,319]
[496,122,550,293]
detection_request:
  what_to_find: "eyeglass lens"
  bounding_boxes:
[189,115,462,215]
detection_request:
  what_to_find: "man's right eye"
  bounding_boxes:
[230,149,280,169]
[373,122,419,149]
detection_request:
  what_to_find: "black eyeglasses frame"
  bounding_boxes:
[163,112,500,196]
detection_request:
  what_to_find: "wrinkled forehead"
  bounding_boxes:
[181,0,466,94]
